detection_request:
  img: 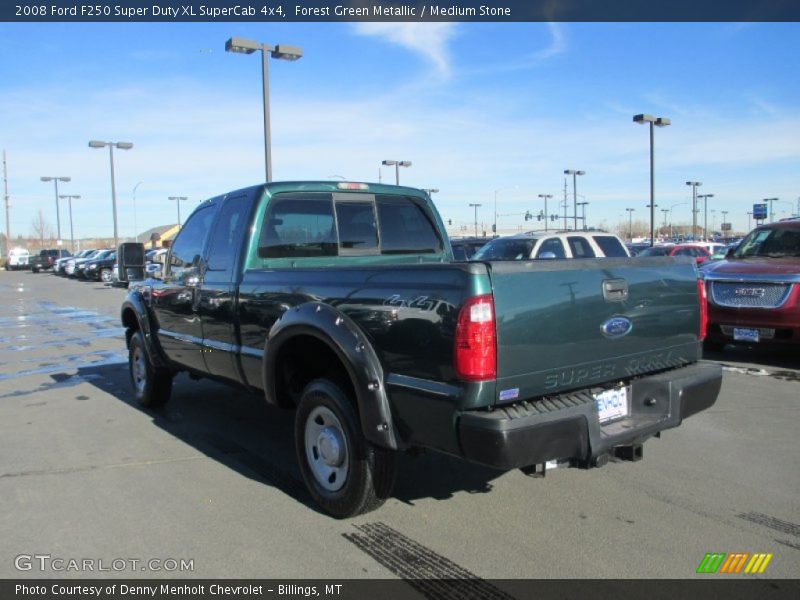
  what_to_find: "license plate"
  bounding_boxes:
[595,387,629,423]
[733,328,759,342]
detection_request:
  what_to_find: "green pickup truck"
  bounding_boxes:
[120,181,722,518]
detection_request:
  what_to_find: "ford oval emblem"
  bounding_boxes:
[601,316,633,339]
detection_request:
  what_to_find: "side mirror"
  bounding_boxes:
[118,242,146,283]
[538,251,557,260]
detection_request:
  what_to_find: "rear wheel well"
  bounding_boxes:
[274,335,355,410]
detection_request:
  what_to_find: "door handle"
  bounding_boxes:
[602,278,628,302]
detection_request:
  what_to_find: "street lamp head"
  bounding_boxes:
[59,195,81,200]
[225,36,259,54]
[382,160,397,166]
[398,160,412,167]
[685,181,702,187]
[576,170,585,176]
[271,44,303,61]
[88,140,108,148]
[655,117,671,127]
[633,114,656,124]
[41,176,70,182]
[564,169,585,176]
[115,142,133,150]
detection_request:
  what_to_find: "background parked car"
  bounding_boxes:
[472,231,629,261]
[76,249,113,279]
[31,248,71,273]
[5,247,30,270]
[636,244,711,265]
[702,220,800,351]
[83,251,117,282]
[58,249,92,275]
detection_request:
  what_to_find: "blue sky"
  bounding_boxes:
[1,22,798,242]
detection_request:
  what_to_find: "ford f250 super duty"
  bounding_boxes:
[120,181,722,518]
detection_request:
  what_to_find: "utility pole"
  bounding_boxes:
[3,150,10,256]
[562,178,568,230]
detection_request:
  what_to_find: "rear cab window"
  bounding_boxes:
[250,190,444,266]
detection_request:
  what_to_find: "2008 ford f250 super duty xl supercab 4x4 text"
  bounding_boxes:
[120,181,722,518]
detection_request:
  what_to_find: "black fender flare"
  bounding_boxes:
[263,302,398,450]
[120,292,170,371]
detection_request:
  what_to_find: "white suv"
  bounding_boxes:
[5,247,30,270]
[472,231,630,261]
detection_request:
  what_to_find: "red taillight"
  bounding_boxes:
[697,279,708,341]
[454,294,496,381]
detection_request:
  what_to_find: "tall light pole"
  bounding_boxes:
[564,169,585,231]
[633,114,671,246]
[469,203,482,237]
[578,201,589,230]
[58,194,80,252]
[747,211,752,231]
[538,194,552,232]
[40,176,70,241]
[133,181,143,242]
[168,196,188,227]
[721,210,729,239]
[685,181,702,241]
[661,208,669,235]
[225,37,303,182]
[89,140,133,249]
[626,208,635,241]
[381,160,412,185]
[698,193,714,241]
[764,197,778,222]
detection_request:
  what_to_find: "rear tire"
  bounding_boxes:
[128,330,172,408]
[295,378,396,519]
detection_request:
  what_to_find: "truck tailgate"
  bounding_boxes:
[487,257,702,403]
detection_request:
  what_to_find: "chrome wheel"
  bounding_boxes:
[132,345,147,395]
[304,406,349,492]
[100,268,111,283]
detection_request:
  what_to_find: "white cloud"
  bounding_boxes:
[351,23,457,77]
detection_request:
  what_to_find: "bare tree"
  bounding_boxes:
[30,210,54,247]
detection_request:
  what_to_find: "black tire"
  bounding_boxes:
[128,330,172,408]
[295,378,396,519]
[32,266,40,273]
[703,339,725,353]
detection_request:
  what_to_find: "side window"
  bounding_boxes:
[168,204,218,276]
[206,195,249,280]
[336,201,378,253]
[536,238,566,259]
[376,196,442,254]
[258,194,336,258]
[567,236,596,258]
[593,236,628,257]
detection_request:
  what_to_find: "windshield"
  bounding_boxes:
[472,238,536,261]
[734,227,800,258]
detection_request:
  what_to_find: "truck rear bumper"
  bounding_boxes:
[457,362,722,470]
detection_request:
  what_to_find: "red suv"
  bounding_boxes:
[701,220,800,350]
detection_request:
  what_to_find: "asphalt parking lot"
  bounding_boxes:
[1,270,798,582]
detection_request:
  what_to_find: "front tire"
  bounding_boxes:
[128,330,172,408]
[100,268,112,283]
[295,378,396,519]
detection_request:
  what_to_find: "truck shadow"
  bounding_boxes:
[704,344,799,374]
[69,364,503,515]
